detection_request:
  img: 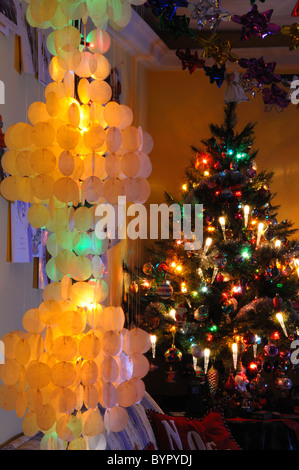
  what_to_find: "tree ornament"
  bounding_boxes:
[263,360,274,373]
[165,366,176,384]
[279,349,291,361]
[273,294,283,311]
[175,304,187,330]
[275,374,292,391]
[264,228,275,241]
[207,365,219,395]
[224,373,238,395]
[235,364,250,392]
[247,167,256,179]
[242,331,256,345]
[157,281,173,299]
[191,344,204,359]
[143,262,153,275]
[246,361,259,380]
[194,305,209,321]
[249,374,267,393]
[214,253,227,269]
[164,346,183,364]
[264,343,278,358]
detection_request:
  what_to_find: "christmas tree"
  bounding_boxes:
[125,103,299,416]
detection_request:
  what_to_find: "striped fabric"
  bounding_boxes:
[98,392,163,450]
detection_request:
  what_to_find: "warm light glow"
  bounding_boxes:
[219,217,226,240]
[232,343,238,369]
[204,348,210,373]
[257,222,264,246]
[204,237,212,255]
[275,240,281,248]
[244,205,250,227]
[204,171,210,177]
[182,184,187,191]
[181,282,187,293]
[276,312,288,337]
[150,335,157,358]
[176,265,183,273]
[169,309,176,320]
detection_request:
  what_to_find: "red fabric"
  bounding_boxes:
[292,1,299,16]
[143,442,156,450]
[227,416,299,441]
[147,410,241,451]
[200,409,241,450]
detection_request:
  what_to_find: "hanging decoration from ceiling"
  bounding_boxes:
[24,0,148,32]
[188,0,231,31]
[0,3,154,451]
[146,1,299,111]
[231,4,280,41]
[175,48,205,73]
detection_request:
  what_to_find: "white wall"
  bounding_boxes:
[0,29,45,445]
[0,24,148,445]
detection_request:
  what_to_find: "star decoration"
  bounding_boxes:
[232,4,280,41]
[176,49,205,73]
[189,0,231,31]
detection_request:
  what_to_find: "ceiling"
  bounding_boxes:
[133,1,298,52]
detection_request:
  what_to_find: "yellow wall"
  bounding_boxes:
[146,69,299,234]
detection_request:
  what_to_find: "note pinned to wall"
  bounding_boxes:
[10,201,32,263]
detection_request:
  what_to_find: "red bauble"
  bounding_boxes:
[273,294,283,311]
[292,1,299,16]
[224,374,238,395]
[242,331,256,345]
[246,362,259,380]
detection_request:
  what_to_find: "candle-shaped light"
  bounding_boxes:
[244,205,250,228]
[276,313,288,337]
[256,222,264,246]
[219,216,226,240]
[232,343,238,369]
[150,335,157,358]
[204,348,210,373]
[169,309,176,321]
[197,267,204,281]
[204,237,212,255]
[193,356,198,371]
[253,343,257,358]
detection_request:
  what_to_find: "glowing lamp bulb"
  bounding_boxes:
[275,240,281,249]
[232,343,238,369]
[150,335,157,358]
[169,309,176,321]
[276,312,288,337]
[204,237,212,254]
[219,217,226,240]
[204,348,210,373]
[244,205,250,227]
[257,222,264,246]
